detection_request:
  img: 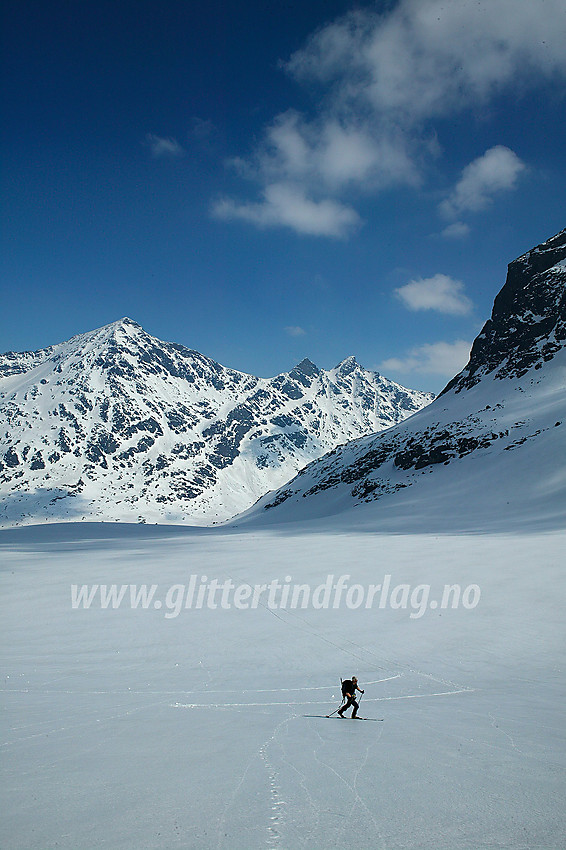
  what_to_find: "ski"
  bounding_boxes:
[303,714,383,721]
[351,717,383,721]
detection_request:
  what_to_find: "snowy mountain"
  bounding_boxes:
[0,322,432,526]
[241,227,566,531]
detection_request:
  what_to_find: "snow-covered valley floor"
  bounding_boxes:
[1,523,565,849]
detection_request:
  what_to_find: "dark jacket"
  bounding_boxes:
[341,680,356,698]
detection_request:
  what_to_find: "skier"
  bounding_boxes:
[338,676,364,718]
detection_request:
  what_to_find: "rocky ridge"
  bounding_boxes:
[243,228,566,528]
[0,321,432,525]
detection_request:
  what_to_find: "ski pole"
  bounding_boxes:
[327,699,344,718]
[327,679,345,717]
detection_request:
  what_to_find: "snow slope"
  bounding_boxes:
[1,523,564,849]
[0,323,431,527]
[2,231,565,849]
[240,228,566,532]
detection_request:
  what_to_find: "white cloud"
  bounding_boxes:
[287,0,566,122]
[211,183,360,238]
[395,274,473,315]
[190,117,215,140]
[284,326,306,337]
[247,111,419,193]
[215,0,566,236]
[440,221,470,239]
[440,146,526,218]
[380,339,472,377]
[146,134,185,158]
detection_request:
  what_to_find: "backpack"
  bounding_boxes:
[341,679,354,698]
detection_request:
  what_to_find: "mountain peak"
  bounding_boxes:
[516,227,566,273]
[335,355,359,375]
[106,317,143,336]
[290,357,320,378]
[117,316,141,328]
[0,326,431,526]
[441,226,566,396]
[245,227,566,530]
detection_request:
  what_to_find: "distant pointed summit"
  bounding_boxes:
[242,226,566,531]
[335,355,358,376]
[114,316,142,331]
[0,324,432,527]
[442,227,566,395]
[290,358,320,379]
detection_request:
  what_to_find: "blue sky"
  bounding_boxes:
[2,0,565,392]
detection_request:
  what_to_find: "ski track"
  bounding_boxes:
[0,674,399,698]
[215,747,260,850]
[166,663,476,711]
[3,662,477,850]
[488,711,523,754]
[170,687,474,709]
[311,719,386,849]
[260,714,317,849]
[214,713,308,850]
[177,670,475,849]
[5,699,142,737]
[1,696,170,749]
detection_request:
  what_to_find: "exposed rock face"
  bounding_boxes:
[442,228,566,394]
[0,320,432,526]
[243,228,566,527]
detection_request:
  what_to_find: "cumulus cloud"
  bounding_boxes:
[146,134,185,158]
[380,339,472,377]
[211,183,360,238]
[286,0,566,121]
[395,274,473,315]
[440,221,470,239]
[190,117,215,140]
[236,110,419,194]
[440,146,526,218]
[215,0,566,236]
[284,326,306,337]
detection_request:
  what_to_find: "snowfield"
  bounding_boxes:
[1,521,564,849]
[0,319,431,527]
[2,229,565,848]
